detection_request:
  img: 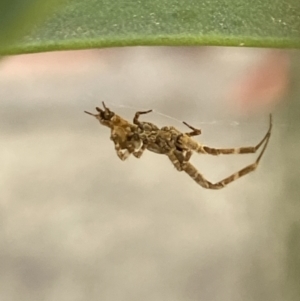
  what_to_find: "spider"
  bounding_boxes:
[85,104,272,189]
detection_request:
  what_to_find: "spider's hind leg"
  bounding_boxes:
[175,121,202,152]
[182,127,272,189]
[200,114,272,155]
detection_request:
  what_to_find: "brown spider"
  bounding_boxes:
[85,104,272,190]
[84,102,142,160]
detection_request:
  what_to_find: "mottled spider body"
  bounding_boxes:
[133,110,200,156]
[85,103,272,190]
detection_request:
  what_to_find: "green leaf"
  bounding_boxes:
[0,0,67,48]
[1,0,300,55]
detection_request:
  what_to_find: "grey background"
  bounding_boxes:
[0,47,299,301]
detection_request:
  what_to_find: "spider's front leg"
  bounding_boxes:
[133,109,153,127]
[133,110,161,140]
[114,143,131,161]
[110,127,141,161]
[84,110,111,128]
[114,140,144,161]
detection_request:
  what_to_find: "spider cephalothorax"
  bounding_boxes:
[85,102,142,160]
[85,104,272,190]
[85,102,122,128]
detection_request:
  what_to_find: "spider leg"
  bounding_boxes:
[115,138,147,160]
[167,151,184,171]
[167,148,222,187]
[181,129,271,189]
[111,132,139,161]
[133,109,153,127]
[174,122,202,150]
[133,143,147,158]
[182,121,202,137]
[84,110,105,123]
[84,110,96,116]
[182,114,272,155]
[100,101,113,116]
[114,143,131,161]
[167,149,193,171]
[101,101,108,110]
[84,109,111,127]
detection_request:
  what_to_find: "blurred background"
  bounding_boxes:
[0,46,300,301]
